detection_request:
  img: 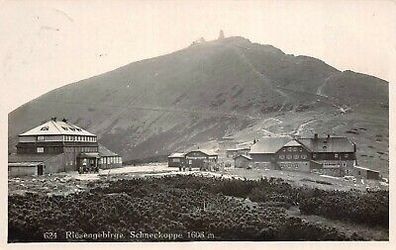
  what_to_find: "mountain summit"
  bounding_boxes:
[8,36,388,173]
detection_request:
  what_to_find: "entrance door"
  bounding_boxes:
[37,165,44,175]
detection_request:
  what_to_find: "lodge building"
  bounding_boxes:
[8,118,122,176]
[246,134,359,177]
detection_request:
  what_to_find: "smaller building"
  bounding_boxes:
[8,162,45,177]
[353,166,380,180]
[168,153,186,168]
[98,144,123,169]
[234,154,252,168]
[168,149,219,169]
[185,150,218,169]
[8,153,66,176]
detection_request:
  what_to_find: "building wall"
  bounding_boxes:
[312,152,356,161]
[8,166,38,177]
[234,157,250,168]
[276,146,310,162]
[278,161,310,172]
[100,156,122,169]
[249,153,275,163]
[168,157,184,167]
[43,153,67,174]
[316,167,343,177]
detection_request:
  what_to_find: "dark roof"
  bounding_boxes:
[297,136,355,153]
[98,144,119,157]
[8,154,61,163]
[78,152,100,158]
[250,137,291,154]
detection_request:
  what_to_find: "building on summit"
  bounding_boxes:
[8,117,122,176]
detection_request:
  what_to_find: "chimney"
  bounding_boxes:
[327,134,330,139]
[62,118,68,122]
[314,133,318,140]
[51,117,57,121]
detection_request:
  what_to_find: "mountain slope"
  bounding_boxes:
[8,36,389,174]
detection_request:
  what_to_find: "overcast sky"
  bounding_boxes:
[1,0,395,113]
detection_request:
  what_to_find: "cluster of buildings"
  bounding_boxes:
[169,134,380,179]
[8,118,122,177]
[8,118,380,180]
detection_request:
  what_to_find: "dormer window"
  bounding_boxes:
[323,145,327,150]
[61,126,68,131]
[70,128,76,131]
[40,126,49,131]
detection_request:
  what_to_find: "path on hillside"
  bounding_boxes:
[230,45,290,112]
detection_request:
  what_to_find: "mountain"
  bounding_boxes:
[8,36,389,175]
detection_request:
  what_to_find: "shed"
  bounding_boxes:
[168,152,185,167]
[8,162,45,177]
[354,166,380,180]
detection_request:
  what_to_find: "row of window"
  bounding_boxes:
[61,126,82,132]
[63,135,96,142]
[282,147,303,152]
[312,153,349,159]
[64,147,97,153]
[101,156,122,164]
[279,154,307,160]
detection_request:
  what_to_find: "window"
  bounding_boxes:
[334,153,339,158]
[323,145,327,150]
[37,136,45,141]
[40,126,49,131]
[313,154,316,159]
[293,155,299,159]
[61,126,68,131]
[344,154,349,158]
[37,147,44,153]
[286,155,292,160]
[299,148,303,152]
[279,155,285,160]
[293,147,297,152]
[301,154,307,159]
[70,127,75,131]
[283,148,286,152]
[288,147,292,152]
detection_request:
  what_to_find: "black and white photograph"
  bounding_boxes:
[1,0,394,245]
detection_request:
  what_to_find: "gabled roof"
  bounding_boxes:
[226,147,250,152]
[98,144,119,157]
[297,136,355,153]
[168,152,185,158]
[19,119,95,137]
[283,140,303,147]
[186,149,218,156]
[249,137,291,154]
[199,149,218,156]
[233,154,252,160]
